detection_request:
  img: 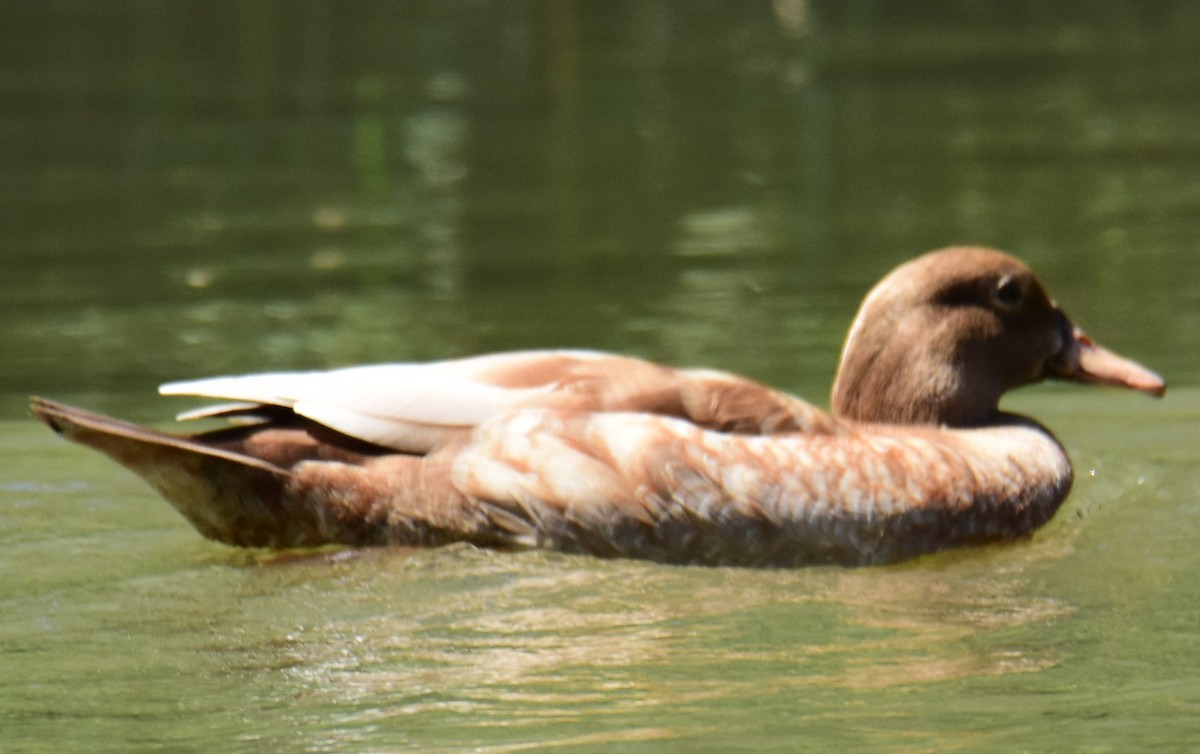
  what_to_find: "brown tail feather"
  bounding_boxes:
[30,397,328,548]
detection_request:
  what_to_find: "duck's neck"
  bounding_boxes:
[830,330,1005,427]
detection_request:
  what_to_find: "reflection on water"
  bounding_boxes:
[4,1,1200,752]
[256,549,1074,709]
[113,550,1067,751]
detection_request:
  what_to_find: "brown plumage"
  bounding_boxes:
[31,247,1165,566]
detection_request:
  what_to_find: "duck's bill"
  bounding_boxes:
[1049,326,1166,397]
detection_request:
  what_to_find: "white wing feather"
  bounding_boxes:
[158,355,592,452]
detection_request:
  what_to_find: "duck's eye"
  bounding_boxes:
[993,274,1024,310]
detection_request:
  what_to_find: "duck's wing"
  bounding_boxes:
[161,357,564,453]
[161,349,836,453]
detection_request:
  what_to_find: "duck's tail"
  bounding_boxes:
[30,397,325,548]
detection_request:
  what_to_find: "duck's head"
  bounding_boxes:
[831,246,1165,426]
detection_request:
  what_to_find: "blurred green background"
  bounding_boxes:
[6,1,1197,416]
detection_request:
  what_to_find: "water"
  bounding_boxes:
[3,3,1200,751]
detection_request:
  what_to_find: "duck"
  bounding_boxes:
[31,247,1166,567]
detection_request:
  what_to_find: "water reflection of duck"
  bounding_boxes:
[32,247,1165,566]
